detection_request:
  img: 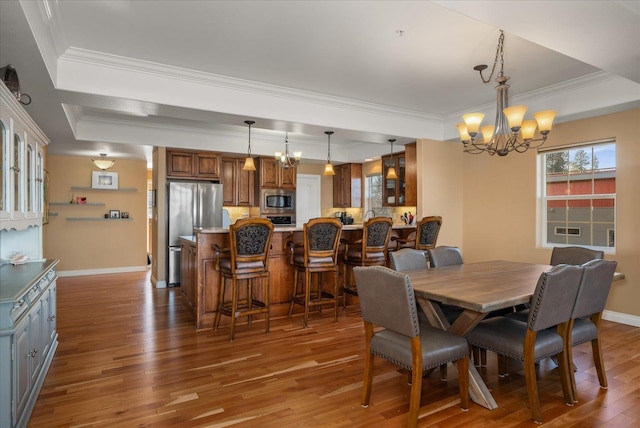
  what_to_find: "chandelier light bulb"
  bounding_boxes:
[534,110,557,135]
[462,113,485,137]
[503,105,527,131]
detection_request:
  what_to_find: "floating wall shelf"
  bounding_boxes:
[70,186,138,192]
[50,202,106,206]
[65,217,134,222]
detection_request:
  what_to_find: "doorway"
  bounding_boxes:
[296,174,321,227]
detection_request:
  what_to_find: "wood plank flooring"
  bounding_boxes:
[29,271,640,427]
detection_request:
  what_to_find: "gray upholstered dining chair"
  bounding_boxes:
[467,264,584,423]
[550,246,604,266]
[566,259,617,402]
[353,266,469,428]
[510,245,606,322]
[426,246,465,324]
[427,246,463,267]
[389,248,428,272]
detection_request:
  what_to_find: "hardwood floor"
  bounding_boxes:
[29,271,640,427]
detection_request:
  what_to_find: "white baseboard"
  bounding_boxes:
[57,265,148,277]
[602,310,640,327]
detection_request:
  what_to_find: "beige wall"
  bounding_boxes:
[416,139,464,249]
[44,155,148,272]
[455,108,639,317]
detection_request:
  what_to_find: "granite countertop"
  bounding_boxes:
[195,223,416,234]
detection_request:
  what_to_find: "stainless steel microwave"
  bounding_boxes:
[260,188,295,214]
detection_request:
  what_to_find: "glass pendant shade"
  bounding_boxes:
[456,123,471,142]
[92,154,115,170]
[534,110,557,134]
[386,166,397,180]
[481,125,495,144]
[323,163,335,175]
[503,105,527,130]
[242,156,256,171]
[520,120,538,140]
[462,113,485,137]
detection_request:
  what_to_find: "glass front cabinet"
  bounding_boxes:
[0,82,49,230]
[382,153,406,206]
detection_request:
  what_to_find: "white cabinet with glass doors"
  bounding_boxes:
[0,82,48,231]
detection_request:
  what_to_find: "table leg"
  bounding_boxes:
[416,298,498,410]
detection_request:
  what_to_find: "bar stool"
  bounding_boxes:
[214,217,274,342]
[342,216,393,308]
[288,217,342,327]
[391,216,442,265]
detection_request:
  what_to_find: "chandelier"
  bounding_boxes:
[457,30,556,156]
[275,132,302,168]
[92,153,115,170]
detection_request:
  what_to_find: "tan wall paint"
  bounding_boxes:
[460,108,639,317]
[416,139,464,249]
[44,155,148,272]
[151,147,166,286]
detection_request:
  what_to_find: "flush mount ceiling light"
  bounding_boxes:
[275,132,302,169]
[457,30,556,156]
[242,120,256,171]
[386,139,398,179]
[323,131,335,176]
[92,153,115,170]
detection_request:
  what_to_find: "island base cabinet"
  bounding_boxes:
[0,260,59,428]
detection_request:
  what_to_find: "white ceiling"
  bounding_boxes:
[1,0,639,165]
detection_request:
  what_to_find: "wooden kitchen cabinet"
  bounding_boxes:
[221,157,255,206]
[167,149,220,179]
[382,142,416,207]
[258,158,296,189]
[333,163,362,208]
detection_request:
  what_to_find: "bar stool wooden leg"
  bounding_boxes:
[230,277,239,342]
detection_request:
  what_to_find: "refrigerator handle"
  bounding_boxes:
[193,185,200,228]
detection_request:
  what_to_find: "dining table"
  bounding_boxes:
[405,260,625,410]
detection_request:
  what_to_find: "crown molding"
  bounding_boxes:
[59,47,439,122]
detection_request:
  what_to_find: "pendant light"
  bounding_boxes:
[92,153,115,170]
[386,139,398,179]
[242,120,256,171]
[323,131,335,176]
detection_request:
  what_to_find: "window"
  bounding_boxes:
[539,141,616,250]
[365,174,382,214]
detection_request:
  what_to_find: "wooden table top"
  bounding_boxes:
[406,260,625,314]
[407,260,555,314]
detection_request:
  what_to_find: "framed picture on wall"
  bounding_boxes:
[92,171,119,189]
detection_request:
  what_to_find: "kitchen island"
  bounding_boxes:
[179,223,415,330]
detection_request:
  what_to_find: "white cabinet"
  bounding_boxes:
[0,260,58,428]
[0,82,49,231]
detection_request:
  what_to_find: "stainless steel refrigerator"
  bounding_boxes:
[167,181,223,286]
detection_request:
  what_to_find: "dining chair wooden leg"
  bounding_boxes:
[288,269,299,318]
[408,336,423,428]
[481,349,487,366]
[559,321,578,403]
[591,314,608,388]
[214,273,224,331]
[332,270,338,323]
[472,347,480,367]
[440,364,447,381]
[264,275,270,334]
[230,277,239,342]
[304,269,311,328]
[361,323,375,407]
[457,357,469,410]
[498,354,509,377]
[524,330,543,423]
